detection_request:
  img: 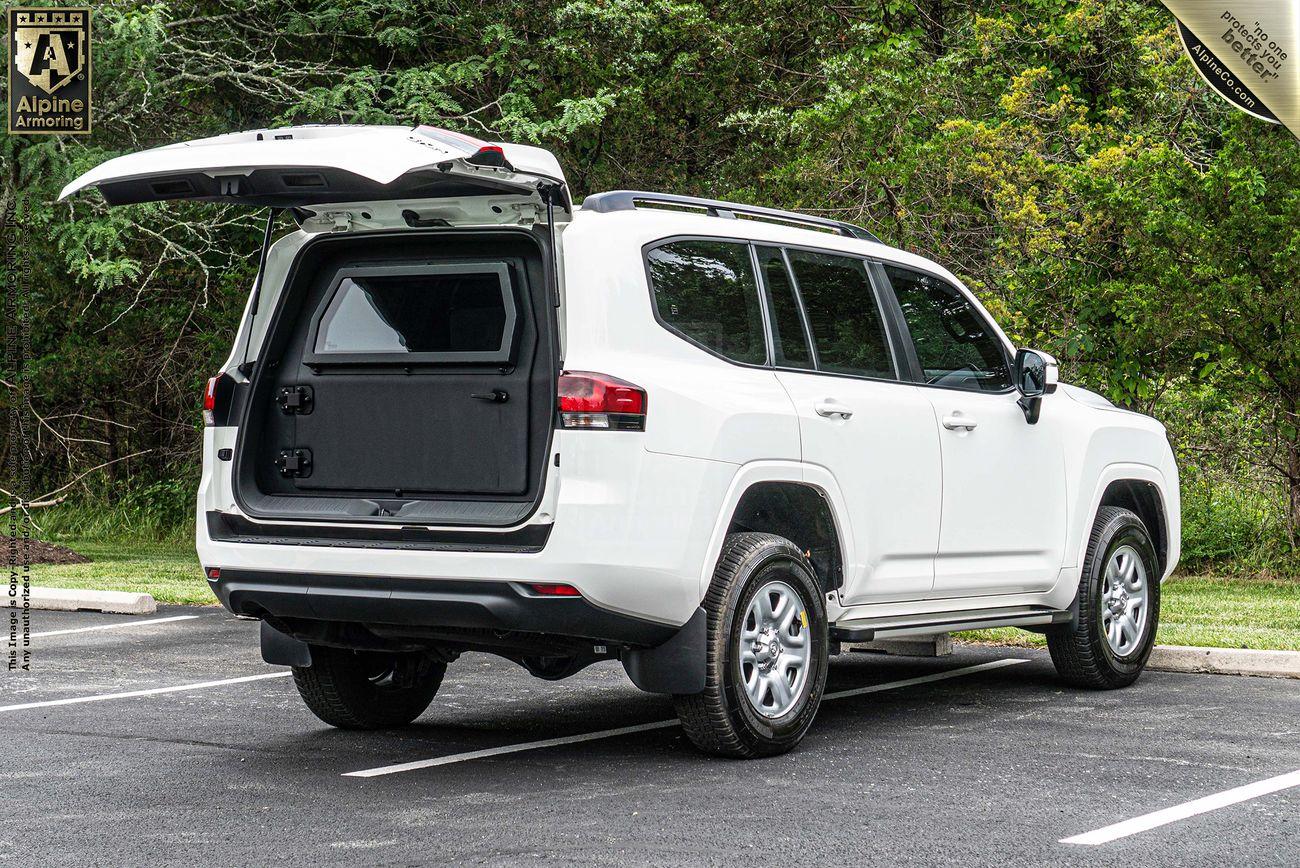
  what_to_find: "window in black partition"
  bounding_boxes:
[310,262,517,363]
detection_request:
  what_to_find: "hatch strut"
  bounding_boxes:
[539,184,563,308]
[238,208,282,377]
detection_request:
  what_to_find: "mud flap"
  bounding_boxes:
[621,607,706,694]
[260,620,313,667]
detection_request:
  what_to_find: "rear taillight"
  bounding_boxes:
[202,377,219,426]
[557,371,646,431]
[203,374,232,426]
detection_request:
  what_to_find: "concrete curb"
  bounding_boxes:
[9,587,156,616]
[1148,645,1300,680]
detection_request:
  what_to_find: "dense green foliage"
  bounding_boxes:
[3,0,1298,573]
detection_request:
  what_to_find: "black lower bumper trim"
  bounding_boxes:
[210,568,677,647]
[207,511,551,552]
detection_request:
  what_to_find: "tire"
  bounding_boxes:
[674,532,829,758]
[292,645,446,729]
[1047,506,1161,689]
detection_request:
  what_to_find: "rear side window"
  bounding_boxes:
[756,246,813,369]
[886,265,1011,392]
[787,249,894,379]
[647,240,766,365]
[313,263,516,362]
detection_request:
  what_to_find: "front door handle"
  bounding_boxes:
[942,413,977,431]
[814,400,853,420]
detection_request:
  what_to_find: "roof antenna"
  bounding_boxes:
[238,207,281,378]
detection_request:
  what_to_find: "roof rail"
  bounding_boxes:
[580,190,882,244]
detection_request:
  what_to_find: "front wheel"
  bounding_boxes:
[293,646,446,729]
[1047,506,1160,689]
[674,532,829,758]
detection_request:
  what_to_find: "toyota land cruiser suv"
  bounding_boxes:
[63,125,1180,757]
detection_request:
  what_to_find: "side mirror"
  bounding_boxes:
[1014,348,1058,424]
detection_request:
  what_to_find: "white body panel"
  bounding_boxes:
[775,371,941,604]
[922,386,1069,597]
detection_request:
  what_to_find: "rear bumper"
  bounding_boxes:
[210,568,678,647]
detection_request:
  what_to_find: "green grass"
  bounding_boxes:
[20,538,1300,649]
[959,574,1300,651]
[26,538,212,606]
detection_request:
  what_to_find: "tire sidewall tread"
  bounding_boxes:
[674,532,829,758]
[1047,506,1161,690]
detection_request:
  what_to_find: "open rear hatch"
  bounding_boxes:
[60,124,571,212]
[62,125,570,530]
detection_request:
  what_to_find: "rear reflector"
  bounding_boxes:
[528,583,582,597]
[205,567,221,580]
[557,371,646,431]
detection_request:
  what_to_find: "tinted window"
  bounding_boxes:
[647,240,766,365]
[787,249,894,378]
[756,246,812,369]
[886,265,1011,392]
[316,266,510,356]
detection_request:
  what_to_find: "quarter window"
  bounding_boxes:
[647,240,767,365]
[886,265,1011,392]
[787,249,894,379]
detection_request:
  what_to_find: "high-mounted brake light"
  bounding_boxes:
[202,376,219,426]
[466,144,513,171]
[528,583,582,597]
[557,371,647,431]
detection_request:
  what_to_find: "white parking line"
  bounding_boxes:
[1061,768,1300,845]
[31,614,200,638]
[0,672,292,713]
[344,657,1029,778]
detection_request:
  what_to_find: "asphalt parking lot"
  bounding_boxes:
[2,606,1297,866]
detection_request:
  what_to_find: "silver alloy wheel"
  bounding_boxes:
[738,579,812,718]
[1100,544,1149,657]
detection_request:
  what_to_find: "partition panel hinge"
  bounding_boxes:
[276,385,314,415]
[275,447,313,478]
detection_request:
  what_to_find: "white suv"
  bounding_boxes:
[64,125,1180,757]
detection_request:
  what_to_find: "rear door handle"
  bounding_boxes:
[814,400,853,420]
[942,414,977,431]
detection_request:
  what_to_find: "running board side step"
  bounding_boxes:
[829,626,876,643]
[830,606,1071,641]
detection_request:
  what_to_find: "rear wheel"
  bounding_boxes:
[292,646,445,729]
[1047,506,1160,689]
[674,532,829,758]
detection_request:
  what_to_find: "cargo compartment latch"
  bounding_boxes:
[275,447,313,478]
[276,385,314,415]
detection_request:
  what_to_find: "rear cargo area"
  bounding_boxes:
[233,228,556,527]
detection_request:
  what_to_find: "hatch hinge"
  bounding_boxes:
[276,385,314,415]
[511,203,540,225]
[275,448,313,479]
[303,211,354,233]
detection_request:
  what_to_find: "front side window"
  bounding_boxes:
[314,263,515,362]
[647,240,766,365]
[886,265,1011,392]
[786,249,894,379]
